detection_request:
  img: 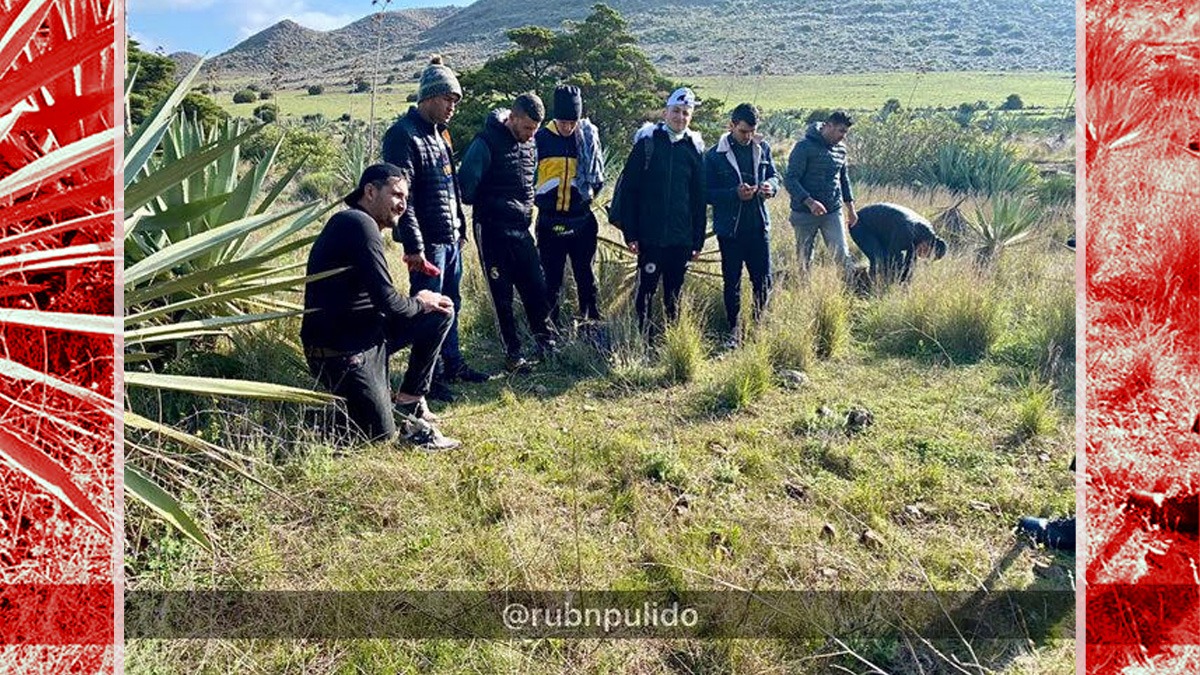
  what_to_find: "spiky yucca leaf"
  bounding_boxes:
[123,56,336,548]
[968,196,1042,265]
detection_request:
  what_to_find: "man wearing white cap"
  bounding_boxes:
[613,87,707,332]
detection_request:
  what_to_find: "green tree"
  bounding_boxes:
[1000,93,1025,110]
[450,4,721,158]
[126,40,176,124]
[253,103,279,123]
[233,89,257,103]
[181,92,229,127]
[128,40,227,127]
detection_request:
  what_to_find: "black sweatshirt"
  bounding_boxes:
[301,207,421,353]
[852,202,937,282]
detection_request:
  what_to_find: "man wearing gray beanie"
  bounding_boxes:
[382,55,488,403]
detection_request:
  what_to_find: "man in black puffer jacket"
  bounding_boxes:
[460,93,558,373]
[381,55,488,401]
[616,87,707,332]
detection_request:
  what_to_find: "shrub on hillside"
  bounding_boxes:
[232,88,256,104]
[252,103,278,123]
[258,90,273,100]
[1000,93,1024,110]
[181,92,228,127]
[307,84,324,96]
[296,172,341,202]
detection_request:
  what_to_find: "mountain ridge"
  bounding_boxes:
[189,0,1075,82]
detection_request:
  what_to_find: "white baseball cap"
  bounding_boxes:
[665,87,700,108]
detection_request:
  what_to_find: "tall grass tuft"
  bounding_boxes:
[811,271,851,359]
[662,300,707,384]
[1036,284,1076,361]
[1016,378,1058,440]
[713,341,773,412]
[759,286,816,371]
[863,260,1004,362]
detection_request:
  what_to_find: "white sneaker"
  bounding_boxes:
[398,414,461,451]
[393,398,439,422]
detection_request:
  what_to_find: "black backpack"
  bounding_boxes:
[605,133,654,232]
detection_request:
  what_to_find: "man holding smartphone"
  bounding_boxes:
[704,103,780,349]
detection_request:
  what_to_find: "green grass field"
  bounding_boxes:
[691,71,1075,112]
[215,71,1075,123]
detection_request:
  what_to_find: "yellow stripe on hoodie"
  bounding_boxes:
[535,121,579,213]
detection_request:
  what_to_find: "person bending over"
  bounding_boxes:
[849,202,947,287]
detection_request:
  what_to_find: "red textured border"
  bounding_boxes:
[0,0,118,669]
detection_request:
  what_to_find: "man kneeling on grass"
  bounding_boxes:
[848,202,947,288]
[301,163,461,451]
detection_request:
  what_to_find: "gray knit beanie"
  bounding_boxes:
[418,55,462,102]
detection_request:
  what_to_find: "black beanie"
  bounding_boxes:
[553,85,582,121]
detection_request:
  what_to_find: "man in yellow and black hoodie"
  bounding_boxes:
[534,85,606,325]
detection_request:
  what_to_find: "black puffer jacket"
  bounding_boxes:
[380,106,468,254]
[783,122,854,214]
[617,122,706,251]
[459,109,537,232]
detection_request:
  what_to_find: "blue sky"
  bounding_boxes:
[127,0,473,55]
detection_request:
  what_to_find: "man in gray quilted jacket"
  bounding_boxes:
[783,110,858,280]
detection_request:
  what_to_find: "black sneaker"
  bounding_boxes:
[426,379,456,403]
[447,363,490,383]
[505,354,532,374]
[1017,516,1076,553]
[398,415,461,451]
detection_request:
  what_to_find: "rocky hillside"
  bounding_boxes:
[193,0,1074,82]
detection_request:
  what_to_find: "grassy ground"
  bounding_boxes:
[215,83,417,123]
[213,72,1074,123]
[125,183,1075,673]
[1084,1,1200,672]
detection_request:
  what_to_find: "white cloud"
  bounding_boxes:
[237,1,361,39]
[291,10,359,31]
[127,29,175,55]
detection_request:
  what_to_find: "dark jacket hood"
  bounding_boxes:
[486,109,512,136]
[804,122,826,145]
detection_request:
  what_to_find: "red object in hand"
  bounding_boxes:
[408,259,442,277]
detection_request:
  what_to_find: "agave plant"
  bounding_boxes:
[1085,80,1155,165]
[124,58,335,549]
[0,0,117,577]
[967,195,1041,266]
